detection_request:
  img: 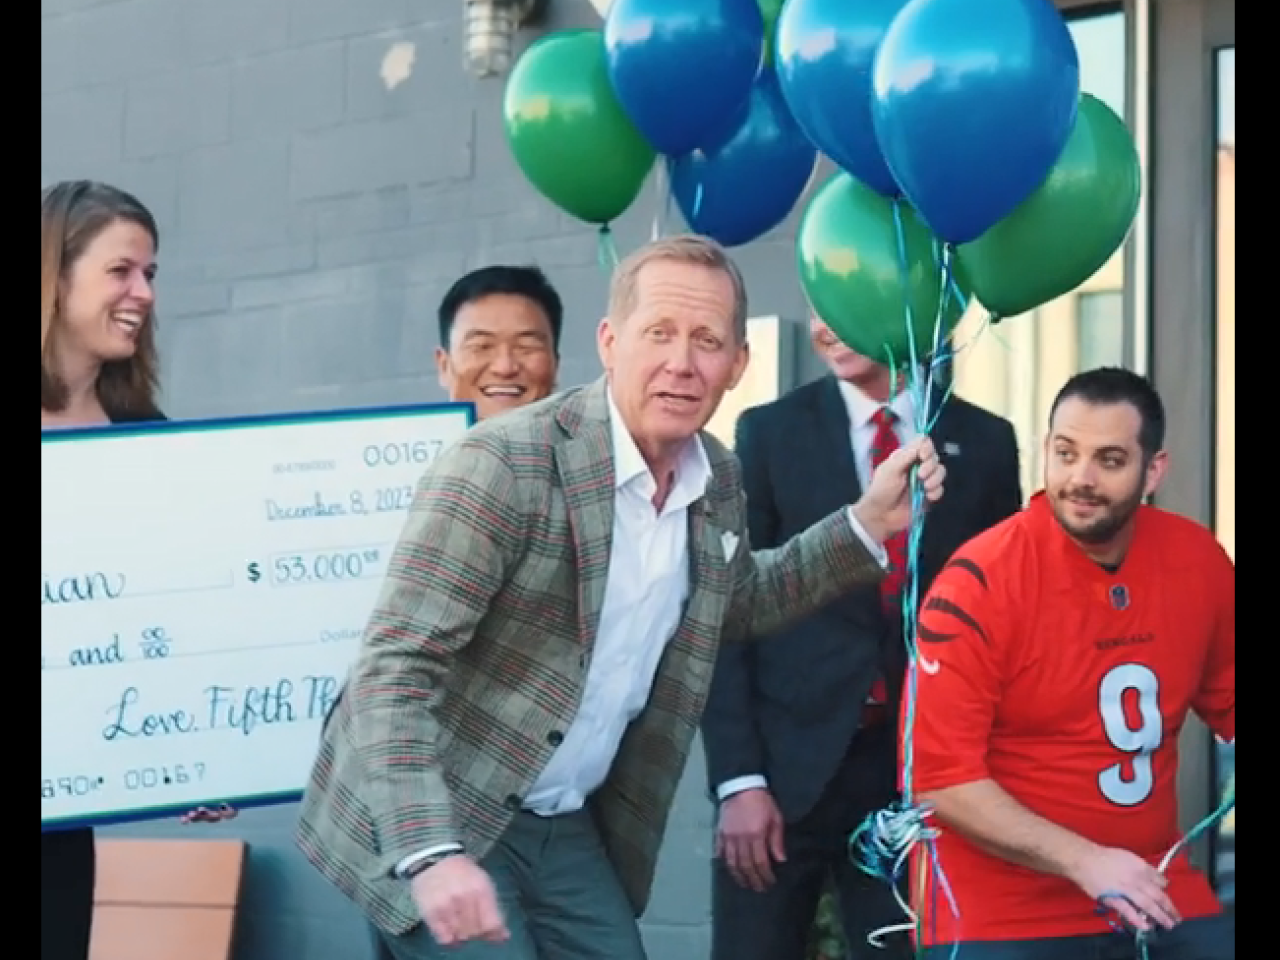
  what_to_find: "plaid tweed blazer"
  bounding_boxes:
[295,377,884,935]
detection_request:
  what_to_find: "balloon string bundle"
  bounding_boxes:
[596,225,620,270]
[691,182,706,223]
[650,161,676,241]
[1095,778,1235,960]
[848,200,961,958]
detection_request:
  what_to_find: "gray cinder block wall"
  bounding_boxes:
[42,0,822,956]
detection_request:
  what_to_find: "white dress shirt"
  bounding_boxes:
[521,392,713,815]
[398,391,887,874]
[837,380,917,492]
[716,380,915,802]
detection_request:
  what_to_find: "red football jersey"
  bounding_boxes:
[901,492,1235,945]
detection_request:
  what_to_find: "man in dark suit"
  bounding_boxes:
[701,317,1023,960]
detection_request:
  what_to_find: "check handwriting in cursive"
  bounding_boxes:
[99,676,342,742]
[42,571,126,606]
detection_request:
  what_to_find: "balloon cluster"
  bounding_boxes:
[503,0,815,252]
[786,0,1139,361]
[502,0,1141,364]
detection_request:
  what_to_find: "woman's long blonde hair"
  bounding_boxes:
[41,180,163,419]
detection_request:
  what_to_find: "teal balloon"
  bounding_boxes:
[956,93,1140,318]
[796,172,971,366]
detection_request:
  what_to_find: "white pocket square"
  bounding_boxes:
[720,531,740,562]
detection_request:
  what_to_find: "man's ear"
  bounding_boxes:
[726,340,750,393]
[435,346,451,391]
[1143,449,1170,499]
[596,317,615,374]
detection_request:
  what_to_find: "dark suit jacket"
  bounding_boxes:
[700,375,1023,823]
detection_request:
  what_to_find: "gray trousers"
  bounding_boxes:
[374,809,648,960]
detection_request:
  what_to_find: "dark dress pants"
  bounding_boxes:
[712,721,913,960]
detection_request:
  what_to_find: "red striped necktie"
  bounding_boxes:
[865,407,908,713]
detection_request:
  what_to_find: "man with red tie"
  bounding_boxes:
[700,317,1023,960]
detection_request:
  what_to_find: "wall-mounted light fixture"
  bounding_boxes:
[464,0,552,77]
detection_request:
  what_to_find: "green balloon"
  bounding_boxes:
[956,93,1140,318]
[503,29,655,226]
[758,0,785,66]
[796,172,971,366]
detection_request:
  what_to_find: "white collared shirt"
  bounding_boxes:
[521,391,713,814]
[837,379,917,492]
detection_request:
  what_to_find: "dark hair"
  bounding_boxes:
[1049,366,1166,458]
[437,265,563,355]
[41,180,163,419]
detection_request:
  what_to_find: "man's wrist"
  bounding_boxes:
[394,843,465,880]
[848,503,891,551]
[1055,836,1103,885]
[717,775,768,802]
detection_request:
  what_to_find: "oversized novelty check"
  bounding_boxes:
[41,403,474,830]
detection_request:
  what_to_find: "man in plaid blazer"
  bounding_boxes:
[296,235,946,960]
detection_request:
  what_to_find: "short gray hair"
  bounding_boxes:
[608,234,749,342]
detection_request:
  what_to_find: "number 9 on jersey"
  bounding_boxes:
[1098,662,1163,806]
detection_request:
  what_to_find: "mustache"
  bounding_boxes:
[1062,490,1109,506]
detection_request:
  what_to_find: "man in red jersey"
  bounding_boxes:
[906,367,1234,959]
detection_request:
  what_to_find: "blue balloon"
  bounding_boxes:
[605,0,765,157]
[667,70,818,247]
[871,0,1080,244]
[775,0,910,197]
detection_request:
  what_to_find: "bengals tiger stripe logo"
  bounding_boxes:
[941,557,987,590]
[918,557,989,646]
